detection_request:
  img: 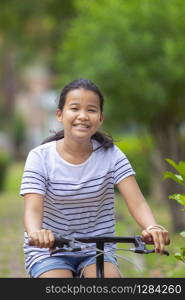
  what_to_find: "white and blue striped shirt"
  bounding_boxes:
[20,139,135,273]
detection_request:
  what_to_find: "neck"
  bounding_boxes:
[60,136,93,156]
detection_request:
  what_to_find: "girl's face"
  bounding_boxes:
[56,88,104,142]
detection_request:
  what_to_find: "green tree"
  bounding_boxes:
[0,0,76,157]
[56,0,185,231]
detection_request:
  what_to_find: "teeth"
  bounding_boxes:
[74,124,89,128]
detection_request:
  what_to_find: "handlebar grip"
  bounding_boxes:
[53,235,71,248]
[145,249,169,256]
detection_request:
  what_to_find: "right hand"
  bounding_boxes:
[28,229,55,250]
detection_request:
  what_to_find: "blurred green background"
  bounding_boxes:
[0,0,185,277]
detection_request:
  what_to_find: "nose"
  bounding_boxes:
[77,109,89,120]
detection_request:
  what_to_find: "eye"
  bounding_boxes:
[70,107,78,111]
[88,109,97,112]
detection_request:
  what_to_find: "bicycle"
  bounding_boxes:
[50,234,169,278]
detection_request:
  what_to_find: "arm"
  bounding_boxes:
[116,175,170,253]
[24,193,43,234]
[117,175,157,228]
[24,193,54,249]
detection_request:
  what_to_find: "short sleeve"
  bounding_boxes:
[20,149,47,196]
[113,146,135,185]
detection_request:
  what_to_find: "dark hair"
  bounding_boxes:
[41,78,113,149]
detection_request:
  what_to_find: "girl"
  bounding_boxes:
[20,78,170,278]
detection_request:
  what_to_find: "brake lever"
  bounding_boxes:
[50,246,82,256]
[132,236,169,256]
[51,235,84,255]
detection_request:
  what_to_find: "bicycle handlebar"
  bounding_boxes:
[51,234,169,256]
[51,234,169,278]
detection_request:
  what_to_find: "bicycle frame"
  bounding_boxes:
[51,235,169,278]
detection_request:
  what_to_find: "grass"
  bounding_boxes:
[0,195,27,278]
[0,161,184,278]
[0,161,27,278]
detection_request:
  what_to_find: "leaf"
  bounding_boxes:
[165,158,180,171]
[174,253,184,262]
[163,171,184,185]
[180,248,185,261]
[169,194,185,206]
[178,162,185,181]
[165,159,185,182]
[180,231,185,238]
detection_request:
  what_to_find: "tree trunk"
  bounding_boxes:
[1,48,17,121]
[0,47,21,159]
[151,121,185,233]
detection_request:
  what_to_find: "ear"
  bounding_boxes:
[56,109,63,123]
[99,113,104,126]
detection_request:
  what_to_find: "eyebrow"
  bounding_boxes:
[87,104,98,108]
[69,103,98,108]
[68,102,80,106]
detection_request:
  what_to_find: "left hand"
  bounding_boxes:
[141,227,170,254]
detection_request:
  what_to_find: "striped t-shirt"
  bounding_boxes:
[20,139,135,273]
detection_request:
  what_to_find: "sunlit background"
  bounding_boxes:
[0,0,185,277]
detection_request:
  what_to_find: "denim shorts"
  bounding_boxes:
[30,254,118,278]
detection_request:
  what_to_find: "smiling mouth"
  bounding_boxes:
[73,124,90,128]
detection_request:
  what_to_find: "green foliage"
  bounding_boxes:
[180,231,185,238]
[11,113,26,149]
[0,0,76,46]
[115,134,153,195]
[56,0,185,130]
[164,159,185,184]
[0,0,76,73]
[164,158,185,263]
[0,150,11,191]
[0,0,77,138]
[4,161,24,193]
[169,194,185,207]
[164,172,184,186]
[174,248,185,263]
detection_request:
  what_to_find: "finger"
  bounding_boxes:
[43,230,54,249]
[151,231,160,253]
[37,231,45,248]
[141,230,153,243]
[48,230,55,250]
[164,231,170,245]
[29,232,40,247]
[158,231,165,254]
[43,229,50,248]
[28,237,35,246]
